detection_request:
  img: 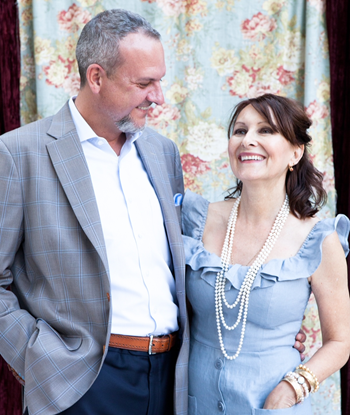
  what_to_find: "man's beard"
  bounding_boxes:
[116,114,146,134]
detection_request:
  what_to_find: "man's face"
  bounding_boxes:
[100,32,166,134]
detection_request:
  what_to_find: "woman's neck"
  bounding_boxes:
[238,182,287,225]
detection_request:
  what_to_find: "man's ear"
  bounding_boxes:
[85,64,106,94]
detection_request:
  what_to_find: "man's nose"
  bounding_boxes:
[148,81,164,106]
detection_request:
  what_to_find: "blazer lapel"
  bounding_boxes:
[46,103,108,270]
[135,134,179,261]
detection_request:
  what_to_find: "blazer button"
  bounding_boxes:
[106,293,110,302]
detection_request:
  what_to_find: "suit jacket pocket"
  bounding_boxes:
[34,318,82,351]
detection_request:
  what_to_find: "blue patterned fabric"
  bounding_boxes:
[182,190,349,415]
[0,103,188,415]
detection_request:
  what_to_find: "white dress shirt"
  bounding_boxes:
[68,98,179,336]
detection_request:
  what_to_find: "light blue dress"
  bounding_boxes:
[182,191,350,415]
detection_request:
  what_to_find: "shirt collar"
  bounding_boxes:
[68,96,143,144]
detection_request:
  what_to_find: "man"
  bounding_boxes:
[0,9,188,415]
[0,8,305,415]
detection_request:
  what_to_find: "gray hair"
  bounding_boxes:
[76,9,161,87]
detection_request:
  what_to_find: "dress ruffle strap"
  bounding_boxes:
[182,191,350,291]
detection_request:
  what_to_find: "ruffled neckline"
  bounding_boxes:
[182,190,350,291]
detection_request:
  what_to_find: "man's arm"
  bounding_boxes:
[294,329,306,360]
[172,141,185,196]
[0,139,36,380]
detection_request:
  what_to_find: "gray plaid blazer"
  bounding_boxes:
[0,103,189,415]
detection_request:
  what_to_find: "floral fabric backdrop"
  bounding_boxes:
[18,0,338,413]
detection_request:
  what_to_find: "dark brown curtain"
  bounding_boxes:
[326,0,350,413]
[0,0,22,414]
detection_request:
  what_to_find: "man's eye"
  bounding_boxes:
[138,83,151,88]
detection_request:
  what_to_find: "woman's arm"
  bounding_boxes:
[264,230,350,409]
[304,230,350,379]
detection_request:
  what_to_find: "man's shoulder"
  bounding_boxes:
[1,115,52,136]
[0,102,71,148]
[141,127,178,153]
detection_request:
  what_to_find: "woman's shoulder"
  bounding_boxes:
[290,214,350,271]
[182,190,210,239]
[205,198,237,234]
[289,214,349,257]
[259,214,350,283]
[181,191,237,240]
[311,214,350,255]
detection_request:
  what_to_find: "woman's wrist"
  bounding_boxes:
[280,364,320,405]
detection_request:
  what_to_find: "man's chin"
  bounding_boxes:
[116,117,147,134]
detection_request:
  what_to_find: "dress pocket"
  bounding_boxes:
[252,405,301,415]
[188,395,197,415]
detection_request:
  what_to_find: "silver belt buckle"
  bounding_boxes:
[148,335,155,355]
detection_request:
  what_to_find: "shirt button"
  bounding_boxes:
[215,359,223,370]
[97,140,103,146]
[218,401,225,412]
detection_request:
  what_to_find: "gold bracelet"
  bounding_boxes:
[283,375,304,404]
[286,371,309,399]
[295,369,316,393]
[296,365,319,393]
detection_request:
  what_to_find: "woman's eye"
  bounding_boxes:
[260,128,273,134]
[234,129,246,135]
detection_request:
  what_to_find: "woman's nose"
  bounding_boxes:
[241,131,258,147]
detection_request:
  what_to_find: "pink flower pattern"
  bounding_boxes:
[58,4,91,32]
[181,153,210,175]
[241,12,277,41]
[147,103,181,129]
[276,65,295,85]
[305,100,329,121]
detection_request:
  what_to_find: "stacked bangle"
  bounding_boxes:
[282,375,304,404]
[282,365,320,405]
[296,365,320,393]
[286,371,309,400]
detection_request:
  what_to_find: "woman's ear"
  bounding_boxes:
[291,144,305,166]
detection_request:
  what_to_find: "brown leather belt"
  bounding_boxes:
[109,332,178,355]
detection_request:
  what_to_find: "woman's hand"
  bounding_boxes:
[263,380,297,409]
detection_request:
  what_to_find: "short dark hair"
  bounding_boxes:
[76,9,161,87]
[226,93,327,218]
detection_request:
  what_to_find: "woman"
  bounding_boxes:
[182,94,350,414]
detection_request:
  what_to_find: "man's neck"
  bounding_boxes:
[74,92,126,155]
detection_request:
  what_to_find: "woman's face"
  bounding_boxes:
[228,104,303,187]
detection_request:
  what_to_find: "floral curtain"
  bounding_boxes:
[18,0,338,413]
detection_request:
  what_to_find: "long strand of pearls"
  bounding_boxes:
[215,195,290,360]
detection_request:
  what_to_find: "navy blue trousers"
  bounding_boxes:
[57,345,178,415]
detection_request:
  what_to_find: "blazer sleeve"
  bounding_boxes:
[173,140,185,196]
[0,139,36,381]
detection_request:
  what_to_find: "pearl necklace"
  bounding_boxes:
[215,195,290,360]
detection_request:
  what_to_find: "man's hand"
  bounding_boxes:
[293,329,306,361]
